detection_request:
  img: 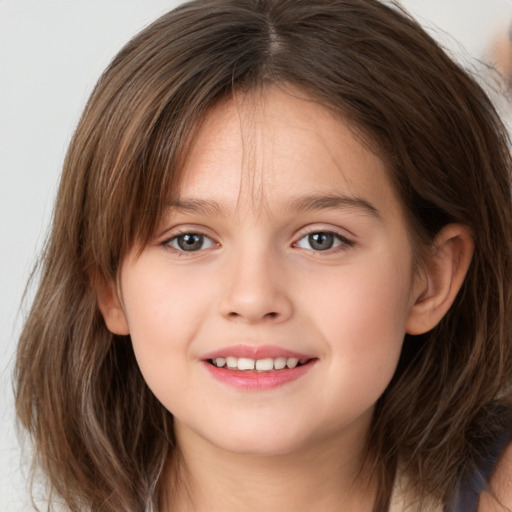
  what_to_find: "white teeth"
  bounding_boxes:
[237,357,255,370]
[274,357,287,370]
[211,356,305,371]
[255,358,274,371]
[226,356,238,369]
[286,358,299,369]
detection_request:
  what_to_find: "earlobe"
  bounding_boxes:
[406,224,474,335]
[95,277,130,336]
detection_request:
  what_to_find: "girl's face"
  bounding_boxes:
[114,87,424,457]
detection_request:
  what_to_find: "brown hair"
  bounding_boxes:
[15,0,512,510]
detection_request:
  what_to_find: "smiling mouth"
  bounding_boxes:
[207,357,313,372]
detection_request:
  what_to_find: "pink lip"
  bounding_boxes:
[202,344,312,360]
[201,344,317,391]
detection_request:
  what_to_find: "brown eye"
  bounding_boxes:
[177,234,204,251]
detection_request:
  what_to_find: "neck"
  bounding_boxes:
[159,421,377,512]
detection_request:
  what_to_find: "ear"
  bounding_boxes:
[95,277,130,336]
[406,224,474,335]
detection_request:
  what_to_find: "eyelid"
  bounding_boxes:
[293,223,355,241]
[292,226,355,252]
[159,224,218,242]
[160,226,220,254]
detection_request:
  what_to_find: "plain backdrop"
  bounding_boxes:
[1,0,510,509]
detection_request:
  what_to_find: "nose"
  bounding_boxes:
[218,248,294,324]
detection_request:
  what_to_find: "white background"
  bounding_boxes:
[1,0,510,509]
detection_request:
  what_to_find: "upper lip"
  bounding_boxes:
[201,344,315,361]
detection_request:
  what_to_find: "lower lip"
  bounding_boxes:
[202,360,316,391]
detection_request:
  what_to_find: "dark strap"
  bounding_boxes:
[445,430,511,512]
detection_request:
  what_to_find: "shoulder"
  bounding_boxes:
[478,441,512,512]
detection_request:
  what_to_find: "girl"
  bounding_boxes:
[15,0,512,511]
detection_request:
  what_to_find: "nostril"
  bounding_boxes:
[227,311,278,319]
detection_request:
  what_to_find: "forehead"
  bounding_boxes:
[177,86,398,216]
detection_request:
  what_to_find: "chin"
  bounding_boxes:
[198,420,317,458]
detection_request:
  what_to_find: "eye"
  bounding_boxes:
[295,231,351,251]
[164,232,216,252]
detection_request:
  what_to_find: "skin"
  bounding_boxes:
[99,86,474,511]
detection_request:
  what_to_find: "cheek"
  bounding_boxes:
[119,260,214,379]
[307,252,411,335]
[303,254,412,391]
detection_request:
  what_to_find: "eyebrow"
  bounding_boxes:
[286,194,380,218]
[166,199,223,216]
[166,194,380,218]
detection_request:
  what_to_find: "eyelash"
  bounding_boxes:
[161,229,354,255]
[293,230,354,253]
[162,231,218,254]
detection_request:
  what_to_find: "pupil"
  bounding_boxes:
[178,233,203,251]
[309,232,334,251]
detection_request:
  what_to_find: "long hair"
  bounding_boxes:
[15,1,512,510]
